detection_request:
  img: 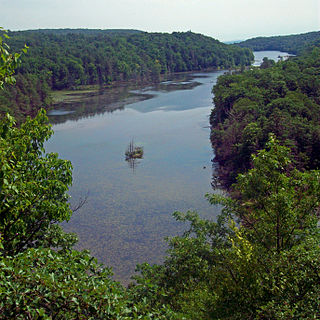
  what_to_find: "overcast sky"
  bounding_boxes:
[1,0,319,41]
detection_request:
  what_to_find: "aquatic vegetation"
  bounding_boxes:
[125,140,144,160]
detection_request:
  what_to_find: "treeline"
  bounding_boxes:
[7,29,253,89]
[0,73,52,122]
[236,30,320,54]
[210,44,320,188]
[23,28,143,36]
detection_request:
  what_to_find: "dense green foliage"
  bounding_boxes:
[132,137,320,319]
[0,73,52,121]
[0,28,27,89]
[2,29,320,319]
[0,246,183,319]
[126,42,319,318]
[6,29,252,90]
[0,30,51,121]
[210,45,320,188]
[0,110,73,256]
[237,30,320,54]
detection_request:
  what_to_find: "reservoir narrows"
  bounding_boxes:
[46,51,289,283]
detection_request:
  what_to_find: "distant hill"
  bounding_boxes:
[236,31,320,54]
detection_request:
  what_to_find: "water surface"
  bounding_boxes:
[46,72,223,283]
[252,50,294,66]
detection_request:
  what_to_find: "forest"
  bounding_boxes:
[210,43,320,189]
[0,29,253,120]
[1,29,320,319]
[237,30,320,54]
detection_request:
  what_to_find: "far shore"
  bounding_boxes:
[50,67,223,105]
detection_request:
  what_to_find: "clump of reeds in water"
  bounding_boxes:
[125,139,144,160]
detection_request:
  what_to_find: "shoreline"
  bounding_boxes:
[50,67,222,105]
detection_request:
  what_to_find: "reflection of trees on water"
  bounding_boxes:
[126,158,140,173]
[48,87,147,125]
[48,72,207,125]
[49,101,126,124]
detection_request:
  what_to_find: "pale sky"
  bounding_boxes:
[0,0,319,41]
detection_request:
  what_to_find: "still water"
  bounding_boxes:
[46,51,286,283]
[253,50,294,66]
[46,71,223,283]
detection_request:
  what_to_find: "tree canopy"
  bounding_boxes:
[0,110,73,255]
[0,28,27,89]
[2,27,320,319]
[210,44,320,188]
[7,30,253,89]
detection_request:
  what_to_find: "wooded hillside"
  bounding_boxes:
[210,43,320,188]
[236,30,320,54]
[8,29,253,88]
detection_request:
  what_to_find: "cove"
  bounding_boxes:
[45,51,288,283]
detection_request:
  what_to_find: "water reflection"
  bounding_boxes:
[48,86,140,124]
[46,70,224,284]
[48,74,203,124]
[126,158,141,172]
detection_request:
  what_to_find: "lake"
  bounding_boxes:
[46,51,286,283]
[252,50,294,66]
